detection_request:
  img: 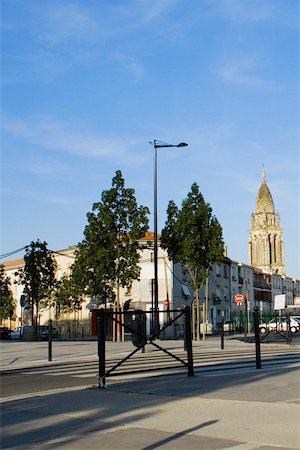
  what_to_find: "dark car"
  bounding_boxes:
[39,325,59,340]
[0,327,11,340]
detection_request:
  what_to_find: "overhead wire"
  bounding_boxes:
[0,246,27,260]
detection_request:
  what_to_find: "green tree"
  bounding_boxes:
[73,170,149,310]
[0,265,15,322]
[15,240,57,326]
[161,183,224,338]
[52,275,84,318]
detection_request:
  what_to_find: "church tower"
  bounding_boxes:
[249,169,285,275]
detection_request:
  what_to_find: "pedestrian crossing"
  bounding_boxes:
[14,345,300,382]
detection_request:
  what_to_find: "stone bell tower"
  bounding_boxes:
[249,169,285,275]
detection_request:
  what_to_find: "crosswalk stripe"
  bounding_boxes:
[6,346,299,381]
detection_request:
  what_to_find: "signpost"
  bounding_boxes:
[234,294,244,334]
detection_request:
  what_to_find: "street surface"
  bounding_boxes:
[1,335,300,449]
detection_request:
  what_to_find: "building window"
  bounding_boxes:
[224,265,228,278]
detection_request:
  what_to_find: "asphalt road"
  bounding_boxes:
[1,336,300,399]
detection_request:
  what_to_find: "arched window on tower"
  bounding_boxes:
[273,235,277,263]
[268,235,272,265]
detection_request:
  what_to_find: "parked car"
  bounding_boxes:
[223,320,236,332]
[217,321,235,332]
[11,325,59,340]
[10,326,24,340]
[291,316,300,323]
[0,327,11,340]
[259,317,300,334]
[38,325,59,340]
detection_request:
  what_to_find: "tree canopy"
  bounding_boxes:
[72,170,149,306]
[161,182,224,291]
[51,275,84,318]
[0,265,15,322]
[15,240,57,324]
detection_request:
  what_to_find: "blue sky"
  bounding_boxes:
[1,0,299,278]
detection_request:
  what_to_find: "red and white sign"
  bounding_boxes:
[164,299,169,307]
[234,294,244,304]
[294,297,300,306]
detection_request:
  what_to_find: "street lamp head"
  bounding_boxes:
[150,140,188,148]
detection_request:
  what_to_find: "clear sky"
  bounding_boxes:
[1,0,299,278]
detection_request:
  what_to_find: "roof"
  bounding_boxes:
[2,258,24,269]
[255,169,275,214]
[139,231,161,241]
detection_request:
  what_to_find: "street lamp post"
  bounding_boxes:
[149,140,188,337]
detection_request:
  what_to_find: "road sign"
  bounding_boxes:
[164,299,169,307]
[274,294,286,310]
[234,294,244,304]
[294,297,300,306]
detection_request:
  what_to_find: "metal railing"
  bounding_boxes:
[97,306,194,388]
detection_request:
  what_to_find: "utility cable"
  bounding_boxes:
[0,246,26,260]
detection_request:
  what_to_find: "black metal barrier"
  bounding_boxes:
[98,306,194,388]
[259,313,293,345]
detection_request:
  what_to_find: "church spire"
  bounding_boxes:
[262,166,266,184]
[249,170,285,276]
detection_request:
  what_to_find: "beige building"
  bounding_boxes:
[2,233,191,337]
[249,169,285,276]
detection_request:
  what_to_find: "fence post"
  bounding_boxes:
[98,309,106,388]
[253,306,261,369]
[185,306,194,376]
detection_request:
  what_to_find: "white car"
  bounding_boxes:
[259,317,300,334]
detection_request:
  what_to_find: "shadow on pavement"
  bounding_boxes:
[1,362,299,449]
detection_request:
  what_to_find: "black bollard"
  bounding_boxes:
[286,313,292,346]
[253,306,261,369]
[221,316,224,350]
[98,309,106,388]
[185,306,194,376]
[48,319,52,362]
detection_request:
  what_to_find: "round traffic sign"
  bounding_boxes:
[234,294,244,303]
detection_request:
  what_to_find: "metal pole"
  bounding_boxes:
[221,315,224,350]
[253,306,261,369]
[48,319,52,362]
[244,281,248,342]
[150,140,188,338]
[98,309,106,388]
[185,306,194,376]
[286,313,292,346]
[153,141,159,337]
